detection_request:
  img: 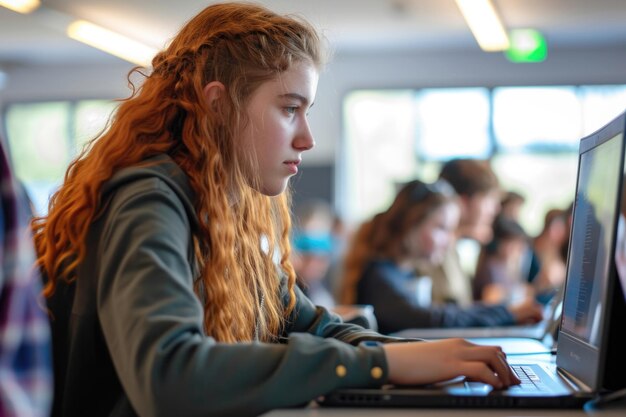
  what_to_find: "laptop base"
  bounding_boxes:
[318,386,590,409]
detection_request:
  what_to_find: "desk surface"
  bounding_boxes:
[262,402,626,417]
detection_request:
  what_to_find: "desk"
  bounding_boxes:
[263,403,626,417]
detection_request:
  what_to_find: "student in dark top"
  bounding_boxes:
[340,180,543,335]
[33,3,522,416]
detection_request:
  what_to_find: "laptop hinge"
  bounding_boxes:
[557,367,593,393]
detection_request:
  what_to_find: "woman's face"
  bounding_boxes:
[239,61,319,196]
[405,202,461,265]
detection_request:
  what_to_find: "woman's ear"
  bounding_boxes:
[203,81,226,108]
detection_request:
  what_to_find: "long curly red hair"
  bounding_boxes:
[32,2,323,343]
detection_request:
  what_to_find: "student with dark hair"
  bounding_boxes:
[500,190,526,222]
[532,208,568,296]
[473,215,535,304]
[33,4,521,416]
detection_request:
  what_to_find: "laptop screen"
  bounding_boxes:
[557,112,626,391]
[560,130,623,347]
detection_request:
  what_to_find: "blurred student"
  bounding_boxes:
[419,158,502,307]
[292,200,378,329]
[292,199,336,308]
[499,190,526,222]
[0,138,52,417]
[340,180,543,334]
[532,208,568,294]
[473,215,535,304]
[34,4,521,416]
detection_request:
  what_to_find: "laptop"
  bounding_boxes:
[391,287,563,352]
[391,287,564,355]
[319,110,626,409]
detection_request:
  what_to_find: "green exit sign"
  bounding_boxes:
[506,29,547,63]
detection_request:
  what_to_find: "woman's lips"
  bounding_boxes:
[284,160,300,174]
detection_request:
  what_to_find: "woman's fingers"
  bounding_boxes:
[462,362,504,388]
[461,345,520,387]
[383,339,522,388]
[497,351,521,385]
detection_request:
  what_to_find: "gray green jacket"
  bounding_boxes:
[48,154,403,417]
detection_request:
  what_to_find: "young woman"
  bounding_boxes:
[34,3,520,416]
[340,180,543,335]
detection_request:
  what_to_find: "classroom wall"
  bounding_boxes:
[2,44,626,207]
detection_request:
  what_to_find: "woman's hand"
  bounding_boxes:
[382,338,520,389]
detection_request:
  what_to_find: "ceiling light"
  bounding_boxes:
[67,20,158,67]
[0,0,40,13]
[455,0,510,52]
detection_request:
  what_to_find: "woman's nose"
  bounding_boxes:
[294,122,315,151]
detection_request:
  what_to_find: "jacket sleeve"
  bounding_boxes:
[96,179,393,417]
[284,283,414,344]
[358,263,515,334]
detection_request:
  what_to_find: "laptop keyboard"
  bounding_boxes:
[510,365,550,392]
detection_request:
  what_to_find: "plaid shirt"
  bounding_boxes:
[0,141,52,417]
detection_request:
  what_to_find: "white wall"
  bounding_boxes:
[0,62,133,103]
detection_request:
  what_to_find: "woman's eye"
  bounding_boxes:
[285,106,297,115]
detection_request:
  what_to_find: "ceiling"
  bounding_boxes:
[2,0,626,68]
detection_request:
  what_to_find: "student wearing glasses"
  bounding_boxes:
[340,179,543,335]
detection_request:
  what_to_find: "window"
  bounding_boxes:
[493,86,581,151]
[342,85,626,235]
[416,88,491,159]
[579,85,626,135]
[341,90,419,223]
[4,100,117,214]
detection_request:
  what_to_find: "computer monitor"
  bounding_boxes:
[557,110,626,391]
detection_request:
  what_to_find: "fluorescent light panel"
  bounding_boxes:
[455,0,510,52]
[67,20,158,67]
[0,0,40,13]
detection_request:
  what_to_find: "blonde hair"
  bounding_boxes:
[33,2,323,343]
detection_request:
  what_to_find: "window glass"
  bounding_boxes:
[415,88,491,159]
[342,85,626,232]
[579,85,626,135]
[5,102,71,213]
[342,90,418,223]
[74,100,117,151]
[493,86,581,150]
[5,100,116,214]
[491,153,578,235]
